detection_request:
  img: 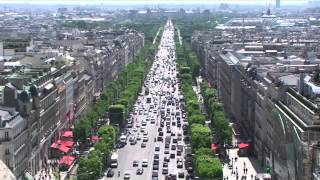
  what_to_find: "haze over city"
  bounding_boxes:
[0,0,312,5]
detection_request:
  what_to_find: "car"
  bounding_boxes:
[157,136,163,142]
[152,170,158,177]
[166,128,171,133]
[153,159,159,165]
[164,156,170,162]
[143,131,148,136]
[165,143,170,148]
[172,138,177,143]
[155,146,160,151]
[143,136,148,142]
[170,153,175,159]
[162,167,168,175]
[142,159,148,167]
[141,142,146,148]
[167,174,177,180]
[154,153,160,160]
[136,168,144,175]
[124,171,131,179]
[178,172,185,178]
[171,145,176,150]
[105,169,114,177]
[136,134,141,140]
[153,164,159,170]
[133,160,139,167]
[177,149,182,156]
[163,162,168,167]
[164,149,170,154]
[133,128,138,132]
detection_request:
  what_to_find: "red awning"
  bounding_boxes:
[63,141,74,147]
[59,156,75,167]
[91,135,99,142]
[62,131,73,138]
[211,144,218,151]
[239,143,250,149]
[50,142,58,149]
[56,140,74,147]
[59,145,71,153]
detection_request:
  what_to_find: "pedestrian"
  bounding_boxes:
[251,174,254,179]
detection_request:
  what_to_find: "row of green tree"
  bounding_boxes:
[200,82,232,144]
[107,28,163,125]
[174,28,200,78]
[78,125,118,180]
[174,27,223,179]
[74,24,163,143]
[74,22,164,180]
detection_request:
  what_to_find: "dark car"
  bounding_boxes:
[157,136,163,142]
[153,160,159,165]
[162,167,169,175]
[137,168,144,175]
[178,172,185,178]
[164,156,170,162]
[133,160,139,167]
[105,169,114,177]
[152,170,159,177]
[154,153,160,160]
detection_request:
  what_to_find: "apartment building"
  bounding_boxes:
[191,14,320,179]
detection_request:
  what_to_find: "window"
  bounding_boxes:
[5,159,9,166]
[5,148,10,155]
[4,132,9,139]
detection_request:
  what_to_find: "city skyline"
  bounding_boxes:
[0,0,311,5]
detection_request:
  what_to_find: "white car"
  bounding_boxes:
[142,159,148,167]
[124,171,131,179]
[143,136,149,142]
[143,131,148,136]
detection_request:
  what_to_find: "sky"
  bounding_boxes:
[0,0,311,5]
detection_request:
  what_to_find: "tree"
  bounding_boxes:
[78,155,103,180]
[190,124,211,150]
[109,105,126,125]
[180,66,191,74]
[195,147,215,157]
[74,120,91,142]
[189,114,206,125]
[195,155,223,179]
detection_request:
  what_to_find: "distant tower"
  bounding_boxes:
[276,0,280,8]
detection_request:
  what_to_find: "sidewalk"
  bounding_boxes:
[34,159,59,180]
[223,148,263,180]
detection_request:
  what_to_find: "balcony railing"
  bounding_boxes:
[0,137,11,142]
